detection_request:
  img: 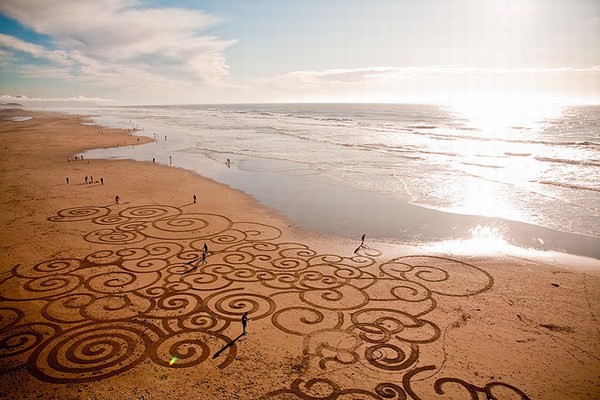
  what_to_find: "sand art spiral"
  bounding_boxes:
[0,204,529,398]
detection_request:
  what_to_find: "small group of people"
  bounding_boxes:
[67,155,84,162]
[84,176,104,185]
[65,176,103,185]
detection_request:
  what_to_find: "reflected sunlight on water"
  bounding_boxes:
[426,224,515,255]
[440,98,594,232]
[449,94,564,136]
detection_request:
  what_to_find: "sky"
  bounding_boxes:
[0,0,599,106]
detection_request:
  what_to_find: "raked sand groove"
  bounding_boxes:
[0,203,528,399]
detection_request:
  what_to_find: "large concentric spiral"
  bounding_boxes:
[29,321,159,383]
[48,206,110,222]
[205,289,276,321]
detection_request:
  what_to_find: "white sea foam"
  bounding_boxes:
[7,116,32,122]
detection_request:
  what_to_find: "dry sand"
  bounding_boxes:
[0,109,599,399]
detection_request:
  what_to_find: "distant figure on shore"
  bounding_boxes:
[66,177,69,184]
[75,156,78,161]
[100,177,104,185]
[226,158,231,168]
[203,242,208,255]
[201,250,206,265]
[169,155,172,164]
[85,176,88,184]
[354,234,367,255]
[193,194,197,203]
[115,195,120,204]
[67,157,70,162]
[241,312,249,335]
[81,155,83,160]
[90,175,93,183]
[152,157,155,164]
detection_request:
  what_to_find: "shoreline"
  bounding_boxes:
[80,110,600,261]
[1,108,599,399]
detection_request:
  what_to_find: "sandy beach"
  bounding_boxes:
[1,108,599,399]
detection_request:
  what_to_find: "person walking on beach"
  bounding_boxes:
[193,194,197,203]
[241,312,249,335]
[152,157,155,164]
[85,176,88,184]
[90,175,93,183]
[100,177,104,185]
[203,242,208,255]
[354,234,367,255]
[169,155,172,164]
[66,177,69,184]
[201,250,206,265]
[115,195,120,204]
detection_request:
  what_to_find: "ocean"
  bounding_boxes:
[80,103,600,259]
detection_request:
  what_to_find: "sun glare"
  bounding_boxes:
[446,178,525,222]
[427,224,513,255]
[449,92,565,134]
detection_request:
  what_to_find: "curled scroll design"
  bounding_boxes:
[47,206,110,222]
[402,365,532,400]
[0,203,527,399]
[28,321,159,383]
[379,256,494,297]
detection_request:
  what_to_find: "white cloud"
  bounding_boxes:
[0,0,236,94]
[262,65,600,104]
[273,65,600,85]
[0,33,71,65]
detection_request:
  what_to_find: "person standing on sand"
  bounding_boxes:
[361,234,366,245]
[241,312,249,335]
[153,158,155,164]
[85,176,88,184]
[203,242,208,255]
[193,194,196,203]
[115,195,120,204]
[66,177,69,184]
[100,177,104,185]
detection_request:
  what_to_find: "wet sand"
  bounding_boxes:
[0,108,599,399]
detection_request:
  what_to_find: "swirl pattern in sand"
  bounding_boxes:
[0,204,528,398]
